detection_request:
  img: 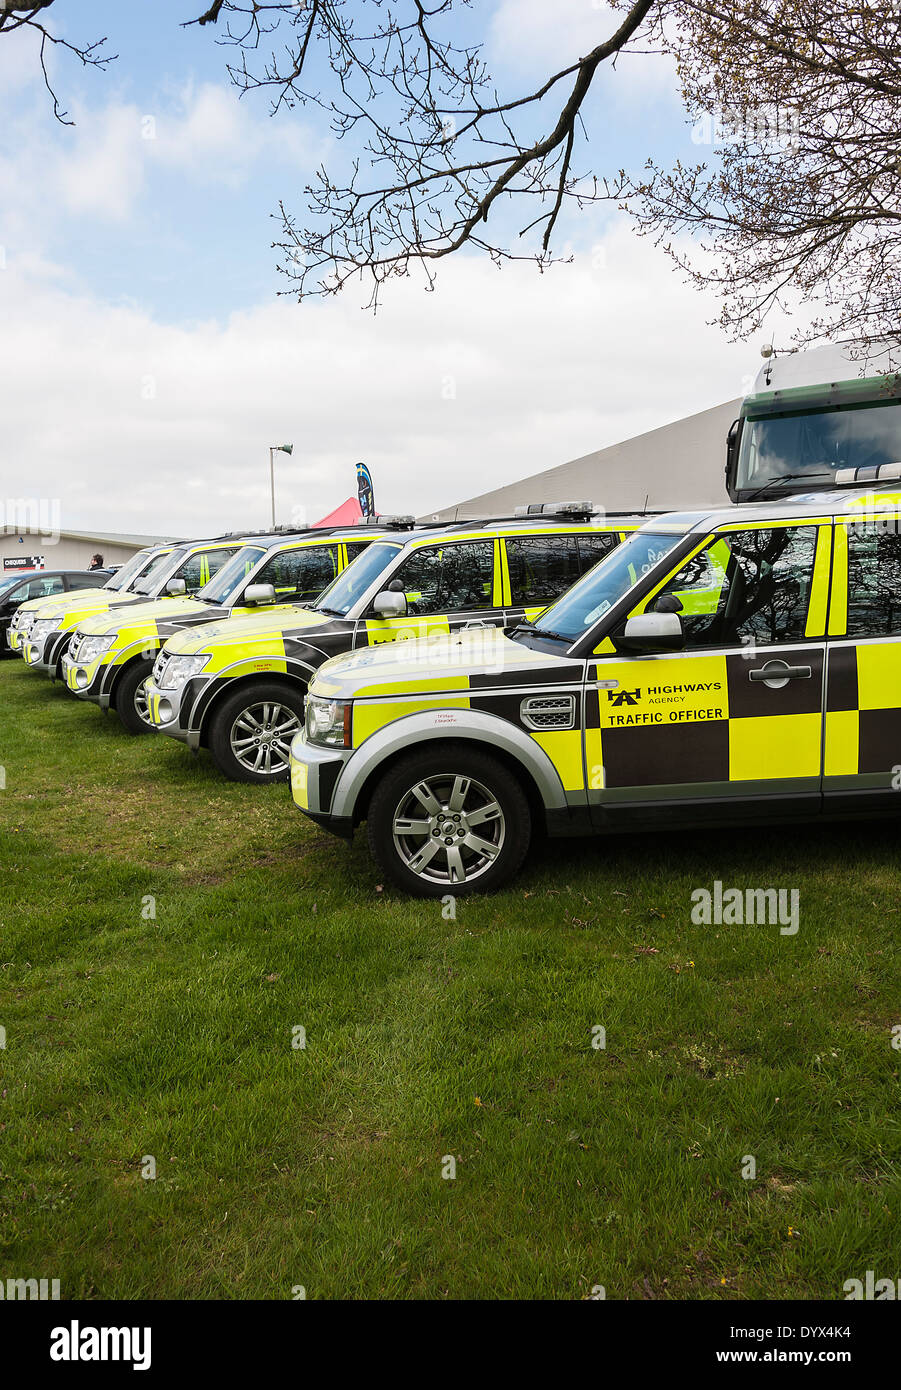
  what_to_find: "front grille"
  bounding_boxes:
[520,694,576,731]
[69,631,86,660]
[153,651,171,685]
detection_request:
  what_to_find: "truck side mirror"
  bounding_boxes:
[166,578,187,596]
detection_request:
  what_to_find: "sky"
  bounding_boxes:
[0,0,776,538]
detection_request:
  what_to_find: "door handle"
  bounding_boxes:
[749,661,811,683]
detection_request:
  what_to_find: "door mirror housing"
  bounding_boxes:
[244,583,276,606]
[373,589,407,618]
[166,578,187,597]
[614,611,684,652]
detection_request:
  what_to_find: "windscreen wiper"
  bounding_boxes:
[743,471,832,502]
[510,621,572,644]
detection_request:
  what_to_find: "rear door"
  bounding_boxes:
[586,520,831,823]
[503,532,619,627]
[823,511,901,811]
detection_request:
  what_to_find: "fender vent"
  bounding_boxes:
[520,694,576,731]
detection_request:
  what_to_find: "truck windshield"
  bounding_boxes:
[197,547,267,605]
[736,399,901,496]
[314,541,403,617]
[518,531,684,644]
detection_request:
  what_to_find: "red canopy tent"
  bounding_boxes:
[314,497,363,528]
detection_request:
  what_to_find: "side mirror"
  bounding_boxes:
[243,583,276,606]
[166,578,187,597]
[725,417,742,494]
[614,611,684,653]
[373,589,407,618]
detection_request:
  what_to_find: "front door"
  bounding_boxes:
[585,521,832,824]
[354,538,499,647]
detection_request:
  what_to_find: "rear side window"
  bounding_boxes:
[391,541,495,616]
[506,536,581,606]
[577,533,619,571]
[255,544,341,602]
[68,573,106,590]
[846,524,901,637]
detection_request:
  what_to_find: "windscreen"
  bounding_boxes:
[133,549,186,596]
[314,541,403,617]
[736,399,901,495]
[197,547,267,605]
[106,548,164,592]
[523,531,684,643]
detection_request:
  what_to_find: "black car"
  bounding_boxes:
[0,569,111,653]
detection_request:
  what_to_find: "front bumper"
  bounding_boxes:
[22,629,70,675]
[289,731,354,838]
[60,650,113,707]
[143,677,201,749]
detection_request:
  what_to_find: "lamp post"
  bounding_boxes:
[269,444,293,528]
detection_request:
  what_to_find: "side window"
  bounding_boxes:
[576,533,619,573]
[254,545,340,602]
[846,524,901,637]
[23,576,64,600]
[390,541,495,617]
[176,548,237,594]
[67,573,104,590]
[345,540,372,563]
[651,526,818,648]
[506,536,580,606]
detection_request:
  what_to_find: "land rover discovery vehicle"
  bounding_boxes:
[61,526,387,733]
[17,537,247,678]
[144,506,641,783]
[287,488,901,895]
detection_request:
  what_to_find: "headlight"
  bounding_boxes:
[74,633,116,663]
[305,695,352,748]
[29,618,62,641]
[157,654,210,689]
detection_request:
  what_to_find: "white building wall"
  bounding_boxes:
[421,399,742,521]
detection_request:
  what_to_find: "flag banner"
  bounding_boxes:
[356,461,375,518]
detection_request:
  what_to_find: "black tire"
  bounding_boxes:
[367,744,531,897]
[208,681,306,783]
[115,658,156,735]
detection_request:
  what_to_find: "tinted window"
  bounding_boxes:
[197,547,266,605]
[315,542,403,617]
[653,526,818,648]
[390,541,495,616]
[68,573,107,590]
[345,540,373,562]
[578,533,619,570]
[506,536,580,606]
[535,531,683,642]
[846,524,901,637]
[254,544,340,602]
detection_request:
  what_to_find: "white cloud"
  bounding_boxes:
[0,220,762,539]
[489,0,680,103]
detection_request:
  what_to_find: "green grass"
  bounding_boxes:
[2,660,901,1299]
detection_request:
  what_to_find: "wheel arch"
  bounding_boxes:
[196,670,310,748]
[333,710,570,830]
